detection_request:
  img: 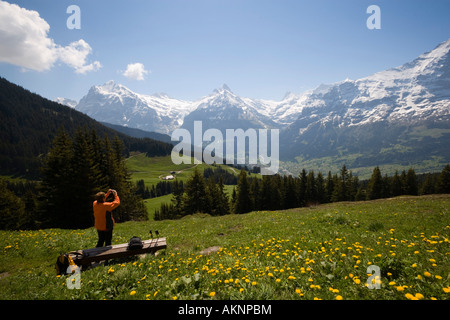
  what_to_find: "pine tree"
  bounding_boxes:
[367,166,383,200]
[391,170,402,197]
[405,168,418,196]
[183,167,210,215]
[297,169,307,207]
[283,175,298,209]
[209,177,230,216]
[234,170,253,214]
[420,173,435,195]
[70,128,104,228]
[316,172,327,204]
[0,179,26,230]
[109,136,147,222]
[306,171,317,204]
[438,164,450,193]
[325,171,334,203]
[39,127,75,228]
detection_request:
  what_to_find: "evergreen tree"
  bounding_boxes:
[316,172,327,204]
[70,128,104,228]
[283,175,298,209]
[306,170,317,204]
[325,171,334,203]
[391,170,403,197]
[170,179,184,217]
[0,179,26,230]
[405,168,418,195]
[234,170,253,214]
[438,164,450,193]
[420,173,435,195]
[182,167,210,215]
[367,166,383,200]
[39,127,75,228]
[250,178,261,211]
[297,169,307,207]
[208,177,230,216]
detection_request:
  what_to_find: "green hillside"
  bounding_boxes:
[0,77,173,179]
[0,195,448,300]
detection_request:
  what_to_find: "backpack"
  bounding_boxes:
[127,236,143,250]
[55,253,76,275]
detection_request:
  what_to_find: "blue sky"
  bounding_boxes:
[0,0,449,102]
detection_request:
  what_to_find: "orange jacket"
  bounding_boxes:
[93,194,120,231]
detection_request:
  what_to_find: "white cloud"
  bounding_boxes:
[57,39,102,74]
[0,0,100,74]
[123,63,149,81]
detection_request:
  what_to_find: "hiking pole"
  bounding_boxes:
[154,230,159,247]
[149,230,154,248]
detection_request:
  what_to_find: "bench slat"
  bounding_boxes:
[69,237,167,266]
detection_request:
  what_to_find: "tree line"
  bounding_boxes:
[154,168,230,220]
[135,179,185,199]
[154,164,450,220]
[135,166,238,199]
[0,127,147,230]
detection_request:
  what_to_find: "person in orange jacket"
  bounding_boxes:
[93,189,120,247]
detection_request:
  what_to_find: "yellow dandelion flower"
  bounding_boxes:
[353,278,361,284]
[130,290,136,296]
[173,296,178,300]
[424,271,431,277]
[396,286,404,292]
[336,295,343,300]
[209,292,216,297]
[405,293,417,300]
[252,281,257,286]
[415,293,424,300]
[443,287,450,293]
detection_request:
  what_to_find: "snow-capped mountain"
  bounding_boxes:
[75,80,194,134]
[295,39,449,127]
[280,39,450,163]
[181,84,280,133]
[74,82,282,135]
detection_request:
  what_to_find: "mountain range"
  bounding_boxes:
[61,39,450,177]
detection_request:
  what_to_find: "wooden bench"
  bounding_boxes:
[68,237,167,269]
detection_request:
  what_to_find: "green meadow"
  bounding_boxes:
[0,194,448,300]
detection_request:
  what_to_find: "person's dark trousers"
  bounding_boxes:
[96,229,113,247]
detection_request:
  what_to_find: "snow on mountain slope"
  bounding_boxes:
[54,97,78,108]
[75,80,194,134]
[286,39,450,130]
[181,84,280,132]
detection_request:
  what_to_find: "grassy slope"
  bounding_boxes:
[0,194,448,300]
